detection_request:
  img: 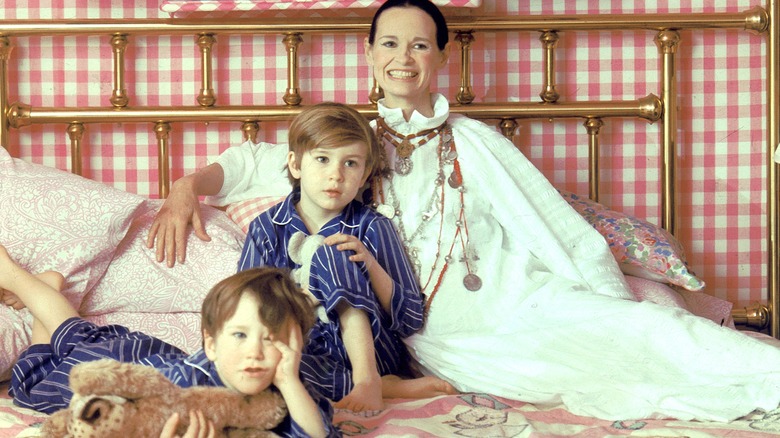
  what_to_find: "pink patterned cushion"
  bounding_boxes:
[560,190,705,291]
[225,196,284,233]
[0,148,144,379]
[81,200,245,316]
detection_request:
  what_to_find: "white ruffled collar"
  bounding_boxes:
[376,93,450,135]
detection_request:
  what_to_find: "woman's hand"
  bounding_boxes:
[146,177,211,267]
[160,411,215,438]
[324,233,376,271]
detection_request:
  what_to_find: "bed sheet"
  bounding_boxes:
[4,385,780,437]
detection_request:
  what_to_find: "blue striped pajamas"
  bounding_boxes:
[238,189,424,401]
[9,318,339,437]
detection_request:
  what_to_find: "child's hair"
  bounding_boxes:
[286,102,379,188]
[201,267,315,342]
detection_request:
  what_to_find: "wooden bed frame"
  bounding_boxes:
[0,4,778,334]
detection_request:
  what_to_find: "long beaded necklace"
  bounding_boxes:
[376,117,446,176]
[372,119,482,313]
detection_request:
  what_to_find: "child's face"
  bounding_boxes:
[288,141,369,223]
[203,292,288,395]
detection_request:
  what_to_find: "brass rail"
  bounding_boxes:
[0,6,775,334]
[0,8,767,36]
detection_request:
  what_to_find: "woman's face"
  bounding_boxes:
[365,6,449,115]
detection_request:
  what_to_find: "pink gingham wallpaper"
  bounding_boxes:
[0,0,768,306]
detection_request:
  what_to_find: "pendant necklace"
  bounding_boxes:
[376,117,446,176]
[372,121,482,313]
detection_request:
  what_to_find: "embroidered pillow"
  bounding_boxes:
[81,200,245,316]
[0,147,145,380]
[559,190,705,291]
[225,196,285,233]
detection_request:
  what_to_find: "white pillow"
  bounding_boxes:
[0,147,145,380]
[80,200,245,315]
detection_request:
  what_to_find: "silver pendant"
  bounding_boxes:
[376,203,395,219]
[395,156,413,175]
[463,273,482,291]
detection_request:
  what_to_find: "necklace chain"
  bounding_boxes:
[372,119,482,314]
[376,118,447,176]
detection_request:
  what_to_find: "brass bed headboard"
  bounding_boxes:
[0,5,777,335]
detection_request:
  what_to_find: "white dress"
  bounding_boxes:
[211,95,780,421]
[374,94,780,422]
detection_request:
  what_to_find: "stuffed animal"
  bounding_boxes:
[288,231,329,322]
[42,359,288,438]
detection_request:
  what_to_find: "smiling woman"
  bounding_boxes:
[3,0,780,434]
[144,0,780,423]
[364,0,451,120]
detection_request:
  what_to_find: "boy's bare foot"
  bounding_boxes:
[1,289,25,310]
[334,380,384,412]
[0,244,64,310]
[381,375,459,400]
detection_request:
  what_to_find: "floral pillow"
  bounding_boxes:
[559,190,705,291]
[0,147,145,380]
[81,200,245,316]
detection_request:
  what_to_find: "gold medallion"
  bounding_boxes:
[396,139,414,158]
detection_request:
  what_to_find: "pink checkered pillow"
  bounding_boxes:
[225,196,285,233]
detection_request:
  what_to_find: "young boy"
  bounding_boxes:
[0,246,338,437]
[238,102,456,412]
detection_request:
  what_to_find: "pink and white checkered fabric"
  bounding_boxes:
[160,0,481,14]
[0,0,768,306]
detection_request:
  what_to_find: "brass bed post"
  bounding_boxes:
[110,34,129,108]
[499,118,517,140]
[539,31,560,104]
[283,33,302,106]
[0,36,12,149]
[455,31,475,104]
[242,121,259,144]
[197,34,216,107]
[67,123,84,176]
[768,0,780,338]
[154,122,171,199]
[655,30,680,237]
[584,117,603,202]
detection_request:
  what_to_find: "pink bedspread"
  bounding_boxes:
[4,385,780,437]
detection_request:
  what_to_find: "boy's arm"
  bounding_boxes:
[272,323,329,438]
[326,217,424,336]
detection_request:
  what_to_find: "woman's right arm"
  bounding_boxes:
[146,163,225,267]
[146,140,291,267]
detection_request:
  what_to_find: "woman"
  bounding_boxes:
[147,0,780,422]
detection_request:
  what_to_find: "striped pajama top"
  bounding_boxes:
[238,188,424,401]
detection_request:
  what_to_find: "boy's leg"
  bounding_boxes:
[0,245,78,344]
[333,304,383,412]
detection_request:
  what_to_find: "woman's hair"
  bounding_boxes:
[201,267,315,342]
[368,0,449,51]
[286,102,379,188]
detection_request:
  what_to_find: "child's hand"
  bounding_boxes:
[272,320,304,391]
[160,411,215,438]
[324,233,377,271]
